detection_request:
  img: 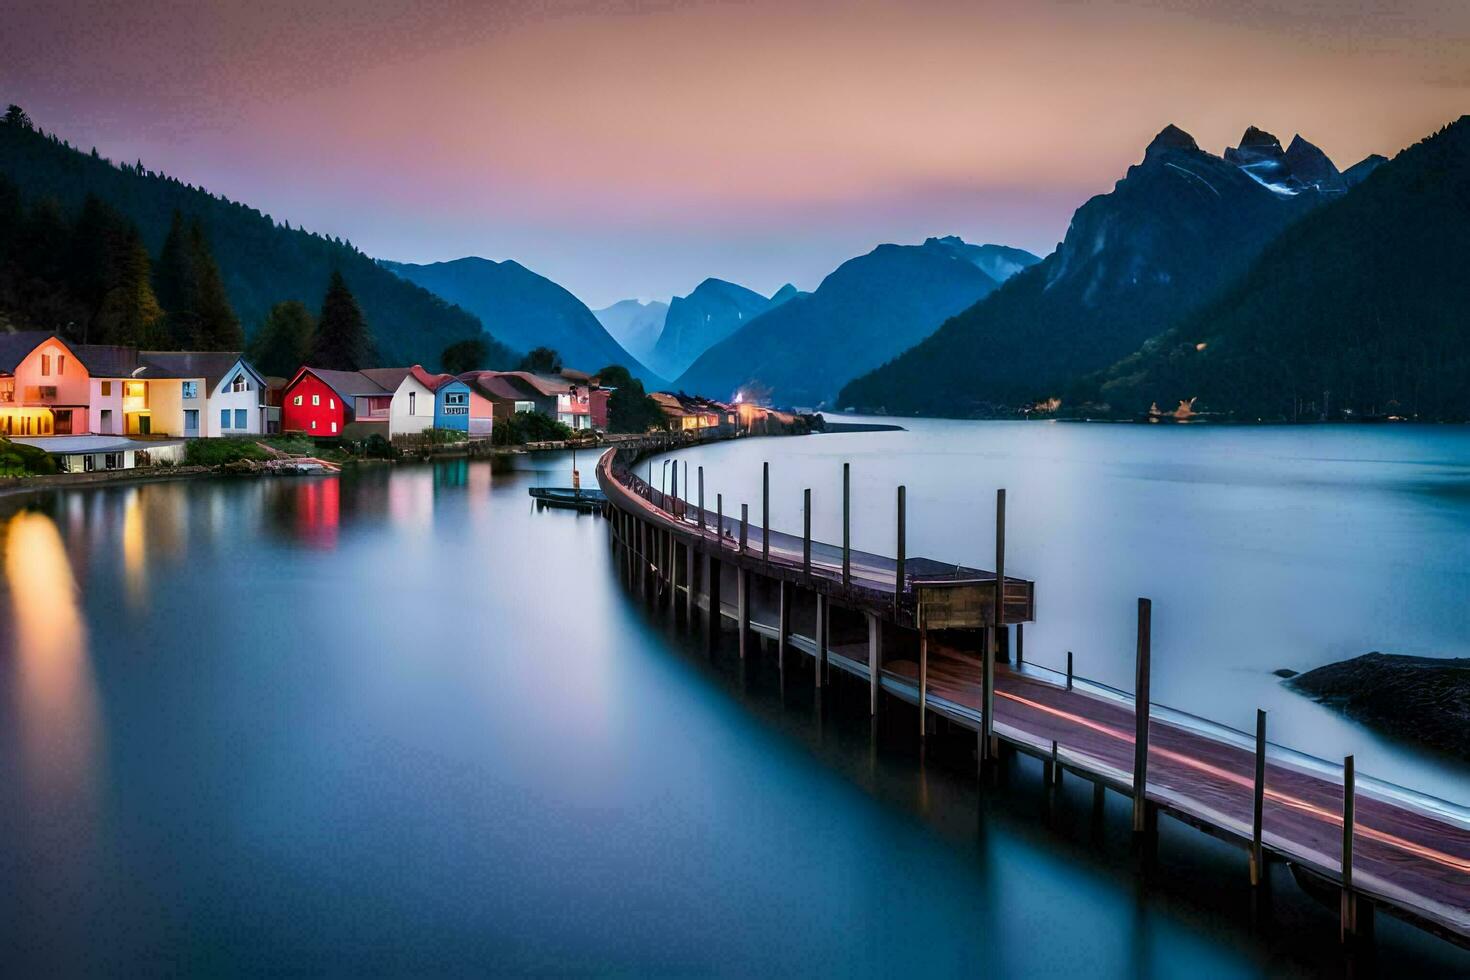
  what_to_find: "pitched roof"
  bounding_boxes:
[137,351,252,393]
[0,331,64,373]
[71,344,143,378]
[358,367,415,392]
[458,370,529,401]
[502,371,571,396]
[409,365,463,392]
[295,367,393,405]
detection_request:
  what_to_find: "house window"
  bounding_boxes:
[231,375,249,393]
[445,392,467,406]
[57,355,65,374]
[409,391,416,414]
[312,394,320,406]
[221,409,231,429]
[330,422,337,434]
[234,409,247,430]
[40,354,50,376]
[104,453,120,470]
[182,381,199,399]
[310,420,317,430]
[329,398,335,409]
[101,381,111,396]
[184,409,198,432]
[84,454,95,472]
[293,394,303,406]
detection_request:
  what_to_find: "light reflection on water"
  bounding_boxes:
[3,510,100,831]
[0,455,1464,974]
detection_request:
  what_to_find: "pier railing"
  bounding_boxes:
[599,444,1468,948]
[1008,655,1470,941]
[608,447,1035,624]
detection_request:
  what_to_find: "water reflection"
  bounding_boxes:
[4,510,99,806]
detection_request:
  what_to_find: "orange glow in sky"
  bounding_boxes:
[7,0,1468,304]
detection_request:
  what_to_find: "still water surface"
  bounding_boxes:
[0,428,1466,973]
[654,420,1470,801]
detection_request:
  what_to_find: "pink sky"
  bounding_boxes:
[5,0,1467,307]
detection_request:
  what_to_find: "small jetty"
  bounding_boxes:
[529,486,607,512]
[596,444,1470,952]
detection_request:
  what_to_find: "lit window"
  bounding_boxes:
[40,354,50,376]
[101,381,111,396]
[312,394,320,406]
[293,395,303,406]
[329,398,335,409]
[311,420,317,430]
[182,381,198,399]
[330,422,337,433]
[57,355,65,374]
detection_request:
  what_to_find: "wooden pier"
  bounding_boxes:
[595,446,1470,951]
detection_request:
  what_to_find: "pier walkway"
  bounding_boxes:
[596,446,1470,949]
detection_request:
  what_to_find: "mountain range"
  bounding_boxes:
[838,124,1364,415]
[382,257,662,383]
[1090,115,1470,420]
[592,298,668,366]
[648,278,795,379]
[677,237,1039,407]
[0,116,512,371]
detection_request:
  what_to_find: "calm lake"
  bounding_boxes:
[2,422,1467,974]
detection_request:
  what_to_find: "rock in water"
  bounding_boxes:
[1287,653,1470,760]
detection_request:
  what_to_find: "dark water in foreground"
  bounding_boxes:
[1,449,1466,974]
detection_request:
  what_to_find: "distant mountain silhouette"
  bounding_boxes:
[677,237,1037,407]
[593,298,667,365]
[839,124,1340,415]
[0,113,511,370]
[1091,116,1470,420]
[649,278,775,378]
[382,257,661,382]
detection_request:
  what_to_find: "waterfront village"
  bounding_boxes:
[0,331,805,478]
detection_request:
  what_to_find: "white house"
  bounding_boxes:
[359,367,437,438]
[202,357,270,437]
[11,435,186,473]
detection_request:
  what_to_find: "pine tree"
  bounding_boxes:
[154,210,198,346]
[309,270,374,369]
[249,300,315,378]
[97,227,164,347]
[188,220,241,350]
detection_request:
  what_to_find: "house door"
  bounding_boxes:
[53,409,73,435]
[137,415,151,435]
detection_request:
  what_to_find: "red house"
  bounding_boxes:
[280,367,392,437]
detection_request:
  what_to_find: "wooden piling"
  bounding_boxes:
[803,488,812,582]
[895,485,906,615]
[918,627,929,738]
[762,462,770,566]
[697,466,705,533]
[982,626,996,760]
[739,503,748,554]
[814,593,827,689]
[867,612,882,715]
[1251,708,1267,886]
[1132,597,1152,834]
[705,552,723,637]
[1341,754,1356,942]
[778,579,791,672]
[737,567,750,660]
[1016,623,1024,668]
[716,494,723,547]
[842,462,851,590]
[1066,651,1073,690]
[685,535,695,620]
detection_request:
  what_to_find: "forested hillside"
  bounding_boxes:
[0,106,512,369]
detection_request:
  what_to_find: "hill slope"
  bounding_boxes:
[593,298,667,365]
[382,257,660,382]
[1093,116,1470,420]
[0,113,510,370]
[838,125,1338,415]
[650,278,777,379]
[677,237,1034,407]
